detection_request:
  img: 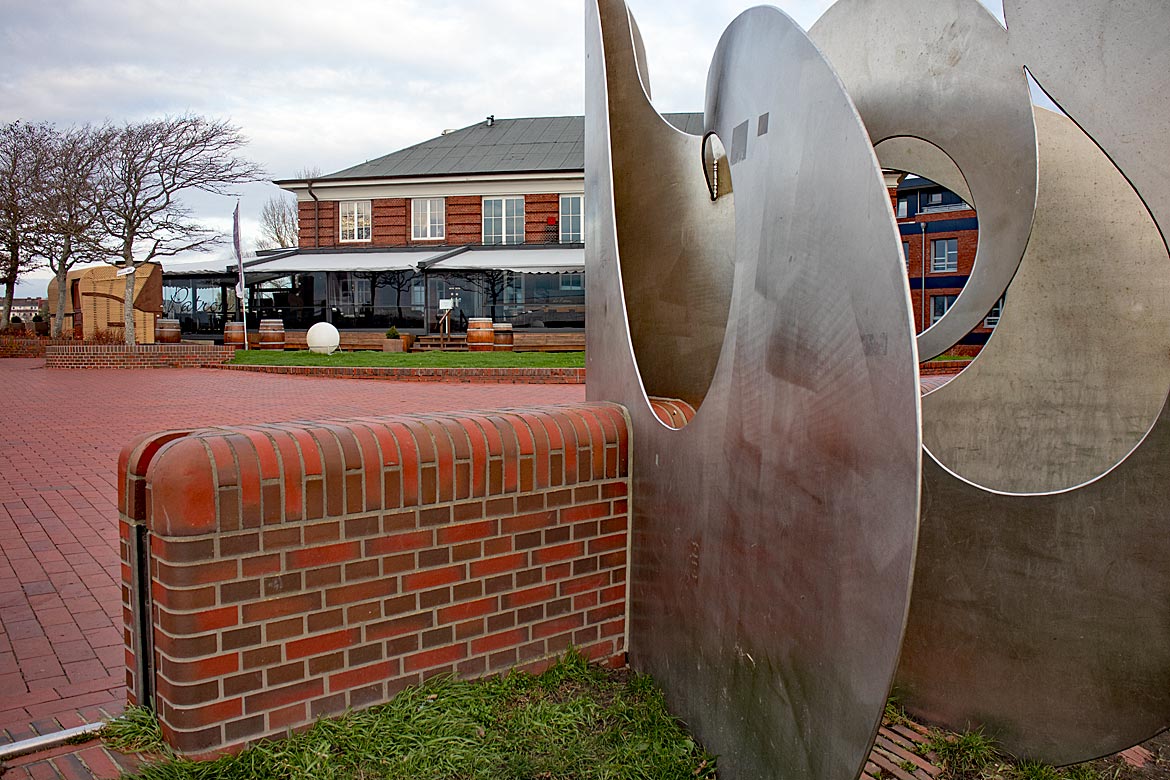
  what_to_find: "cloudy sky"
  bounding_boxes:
[1,0,1007,296]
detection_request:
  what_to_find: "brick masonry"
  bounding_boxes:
[215,364,585,384]
[0,337,73,358]
[119,403,631,756]
[298,194,576,249]
[45,345,235,370]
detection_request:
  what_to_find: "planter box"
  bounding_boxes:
[382,338,405,352]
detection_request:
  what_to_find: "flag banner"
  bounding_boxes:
[233,201,245,301]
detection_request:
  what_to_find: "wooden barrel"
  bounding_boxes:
[493,323,514,351]
[259,319,285,350]
[156,319,181,344]
[467,318,495,351]
[224,322,246,349]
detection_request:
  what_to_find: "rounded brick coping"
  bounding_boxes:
[215,363,586,384]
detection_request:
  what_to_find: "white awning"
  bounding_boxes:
[428,247,584,274]
[245,250,442,273]
[161,259,233,275]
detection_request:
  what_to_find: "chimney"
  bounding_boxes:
[486,115,495,127]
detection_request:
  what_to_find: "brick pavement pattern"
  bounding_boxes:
[0,358,582,750]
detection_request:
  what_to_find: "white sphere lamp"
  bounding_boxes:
[306,322,340,355]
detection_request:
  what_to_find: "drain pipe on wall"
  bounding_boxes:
[307,178,320,248]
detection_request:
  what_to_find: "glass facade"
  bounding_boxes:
[163,269,585,336]
[162,276,239,334]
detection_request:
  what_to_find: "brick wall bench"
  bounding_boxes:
[46,344,235,369]
[215,364,585,384]
[118,403,630,756]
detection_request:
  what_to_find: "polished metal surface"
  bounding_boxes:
[586,1,921,777]
[587,0,734,411]
[897,109,1170,762]
[1004,0,1170,258]
[922,109,1170,494]
[810,0,1038,361]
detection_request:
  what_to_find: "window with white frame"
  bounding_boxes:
[559,194,583,243]
[985,295,1005,328]
[339,201,372,242]
[931,294,958,325]
[559,272,583,290]
[411,198,445,241]
[896,198,908,219]
[411,278,426,307]
[928,192,943,206]
[483,196,525,245]
[902,241,911,268]
[931,238,958,273]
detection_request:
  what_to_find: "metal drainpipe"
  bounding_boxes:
[307,179,320,249]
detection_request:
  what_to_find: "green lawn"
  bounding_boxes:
[102,651,716,780]
[231,349,585,369]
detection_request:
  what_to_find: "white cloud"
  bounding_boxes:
[0,0,1015,264]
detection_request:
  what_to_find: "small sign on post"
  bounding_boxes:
[116,267,134,277]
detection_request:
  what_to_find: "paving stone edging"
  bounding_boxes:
[215,363,586,384]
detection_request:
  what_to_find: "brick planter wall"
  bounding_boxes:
[216,364,585,384]
[0,337,73,358]
[119,403,631,756]
[46,344,235,369]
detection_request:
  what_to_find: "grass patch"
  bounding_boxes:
[105,650,715,780]
[230,349,585,369]
[99,705,169,755]
[926,728,999,778]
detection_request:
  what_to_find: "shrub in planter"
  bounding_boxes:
[383,325,404,352]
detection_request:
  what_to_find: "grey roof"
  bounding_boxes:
[319,113,704,181]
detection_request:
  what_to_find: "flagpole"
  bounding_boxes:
[233,200,249,350]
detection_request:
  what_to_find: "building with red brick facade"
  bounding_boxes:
[891,174,991,354]
[161,114,984,348]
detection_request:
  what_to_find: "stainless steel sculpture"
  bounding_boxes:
[897,108,1170,763]
[587,0,1170,771]
[585,1,922,777]
[809,0,1038,362]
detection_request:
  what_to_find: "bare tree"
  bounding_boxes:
[100,115,264,344]
[0,121,51,329]
[256,194,298,249]
[33,124,116,338]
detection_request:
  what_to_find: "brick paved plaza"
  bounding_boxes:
[0,359,583,751]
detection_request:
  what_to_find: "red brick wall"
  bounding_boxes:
[525,193,560,244]
[447,196,482,245]
[297,201,339,248]
[45,344,235,369]
[297,195,578,249]
[0,337,73,358]
[119,403,630,756]
[372,198,408,247]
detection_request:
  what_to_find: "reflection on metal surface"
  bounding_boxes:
[922,109,1170,494]
[587,0,734,414]
[1004,0,1170,257]
[873,138,971,209]
[810,0,1038,361]
[586,0,921,776]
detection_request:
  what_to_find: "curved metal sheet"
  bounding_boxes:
[810,0,1038,361]
[586,0,734,412]
[1004,0,1170,258]
[586,2,922,777]
[922,109,1170,494]
[897,110,1170,761]
[874,138,971,209]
